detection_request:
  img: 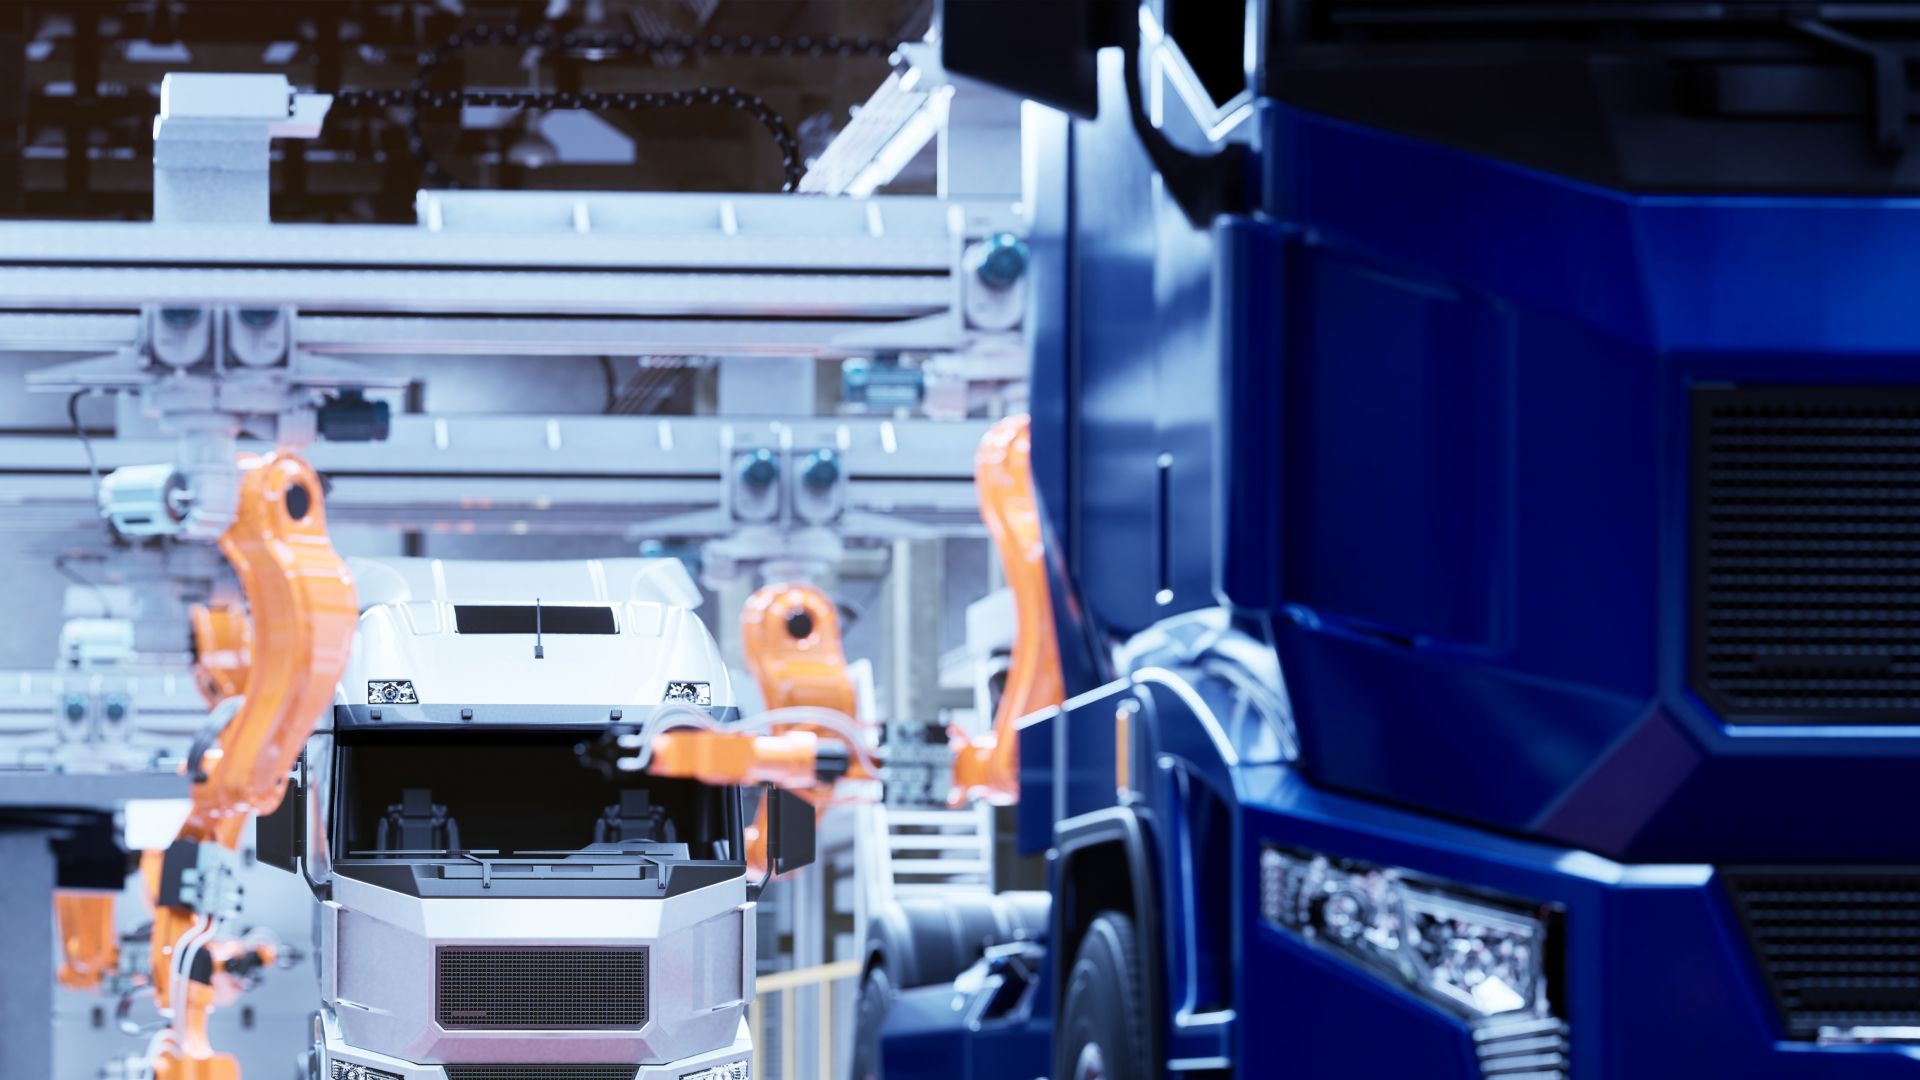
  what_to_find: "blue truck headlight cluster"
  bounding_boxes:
[1260,846,1560,1024]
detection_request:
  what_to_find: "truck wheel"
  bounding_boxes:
[1055,912,1147,1080]
[851,963,894,1080]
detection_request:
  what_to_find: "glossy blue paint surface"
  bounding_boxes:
[882,984,1050,1079]
[1044,49,1226,636]
[1245,104,1920,862]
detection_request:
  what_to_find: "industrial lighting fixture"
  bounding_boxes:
[366,680,418,705]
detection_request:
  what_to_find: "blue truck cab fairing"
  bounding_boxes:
[900,2,1920,1077]
[1254,112,1920,866]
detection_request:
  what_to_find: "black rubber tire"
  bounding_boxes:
[1055,912,1149,1080]
[851,963,896,1080]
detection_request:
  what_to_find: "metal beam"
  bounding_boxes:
[0,266,950,319]
[0,192,1012,354]
[0,415,990,536]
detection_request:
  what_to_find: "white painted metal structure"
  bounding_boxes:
[0,187,1017,538]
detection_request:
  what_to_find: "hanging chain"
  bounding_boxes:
[331,24,905,193]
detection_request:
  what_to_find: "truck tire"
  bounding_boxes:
[1055,912,1148,1080]
[851,963,894,1080]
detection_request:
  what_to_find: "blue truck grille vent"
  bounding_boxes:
[1473,1016,1570,1079]
[1694,387,1920,721]
[435,946,648,1030]
[1725,869,1920,1038]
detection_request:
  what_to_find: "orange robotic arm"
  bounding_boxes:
[189,603,252,707]
[648,583,865,877]
[951,414,1065,805]
[649,582,867,795]
[148,452,357,1080]
[740,583,859,718]
[54,889,120,992]
[649,418,1064,818]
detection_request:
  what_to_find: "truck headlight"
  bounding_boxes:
[664,681,712,706]
[680,1063,749,1080]
[366,679,417,705]
[329,1062,401,1080]
[1259,846,1560,1022]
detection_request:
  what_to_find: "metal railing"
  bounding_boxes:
[751,958,863,1080]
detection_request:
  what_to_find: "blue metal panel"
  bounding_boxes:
[1245,927,1485,1078]
[1015,707,1057,856]
[1134,676,1243,1066]
[1057,50,1225,638]
[1249,103,1920,862]
[1025,104,1075,558]
[1214,213,1289,612]
[1284,251,1513,648]
[1057,682,1130,824]
[881,984,1049,1079]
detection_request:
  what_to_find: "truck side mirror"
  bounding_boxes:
[765,786,815,877]
[255,754,304,875]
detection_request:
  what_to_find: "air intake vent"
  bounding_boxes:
[436,947,647,1030]
[454,605,617,635]
[441,1060,637,1068]
[1725,868,1920,1038]
[1693,387,1920,722]
[444,1069,638,1080]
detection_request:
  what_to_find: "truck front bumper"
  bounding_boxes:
[320,1013,754,1080]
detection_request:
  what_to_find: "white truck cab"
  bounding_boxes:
[259,558,785,1080]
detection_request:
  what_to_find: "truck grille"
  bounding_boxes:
[441,1060,637,1068]
[1693,387,1920,721]
[443,1070,639,1080]
[1725,869,1920,1038]
[435,947,648,1030]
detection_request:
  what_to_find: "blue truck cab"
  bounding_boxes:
[876,3,1920,1078]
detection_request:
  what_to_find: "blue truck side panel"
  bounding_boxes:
[1250,104,1920,863]
[882,984,1051,1079]
[1055,49,1224,636]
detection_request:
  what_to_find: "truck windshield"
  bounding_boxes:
[330,729,741,862]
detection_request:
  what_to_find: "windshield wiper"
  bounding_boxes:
[463,851,496,889]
